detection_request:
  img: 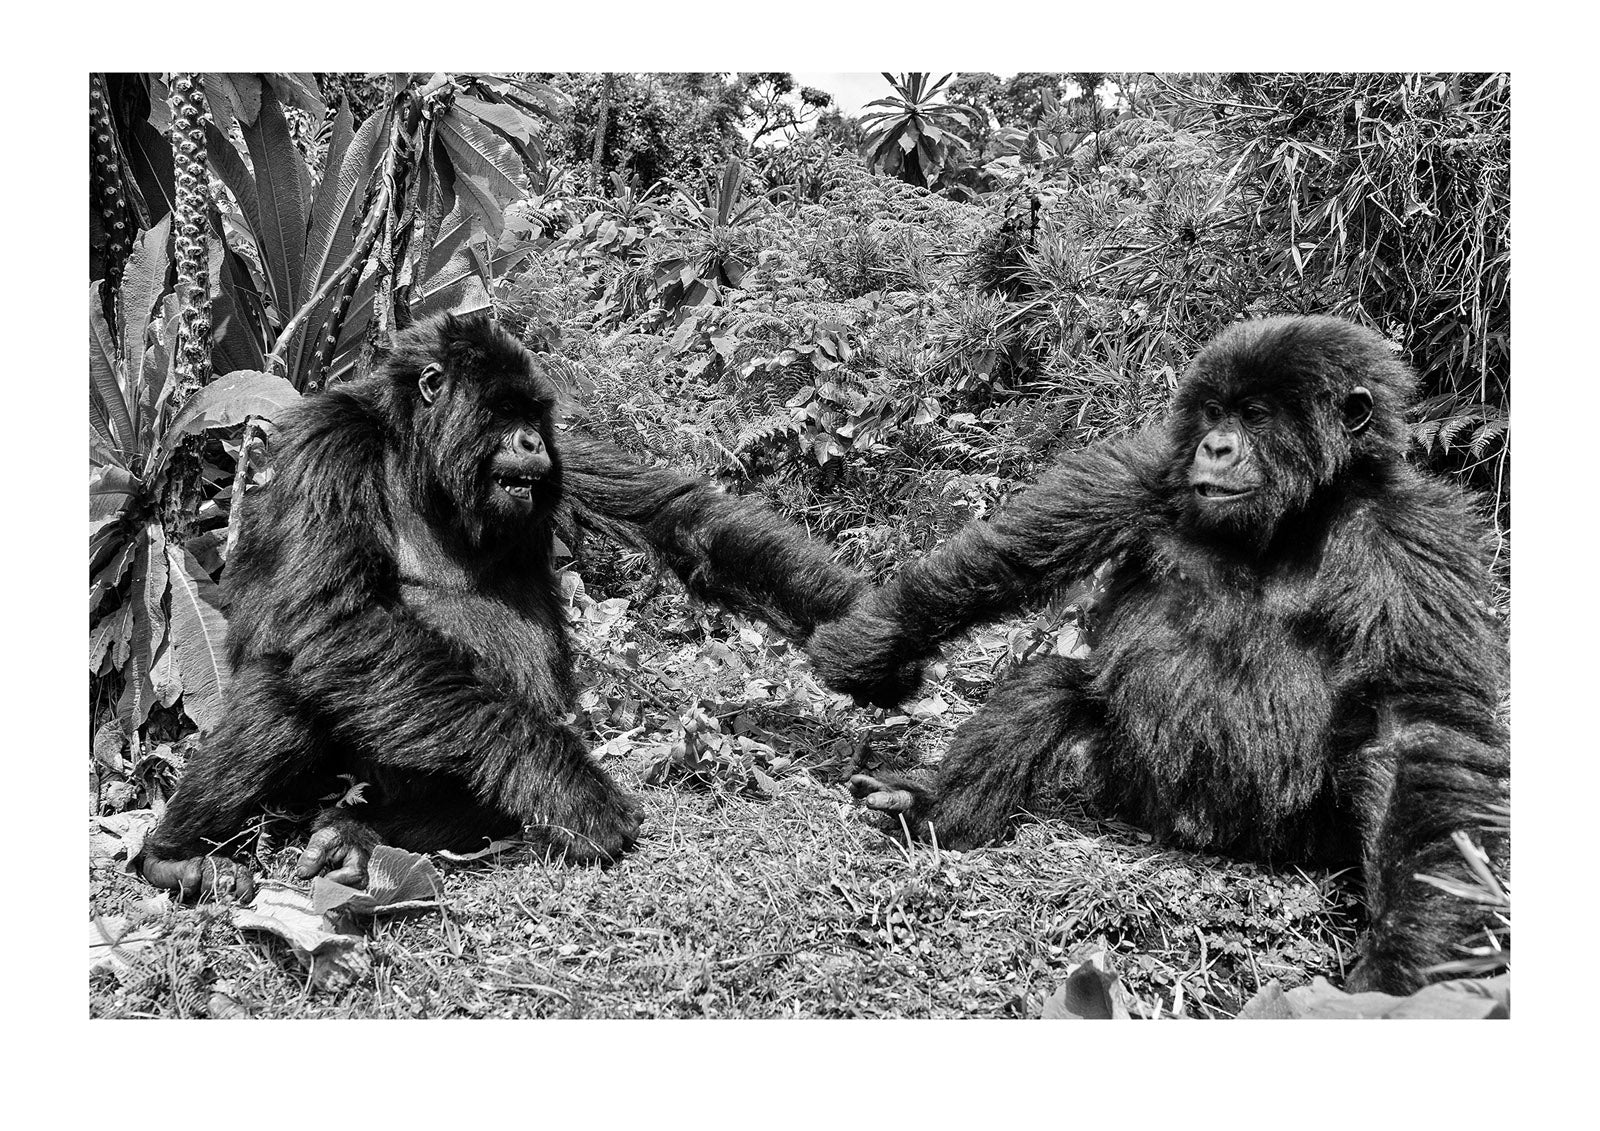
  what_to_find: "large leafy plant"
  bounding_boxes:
[648,156,768,319]
[90,218,299,732]
[860,73,985,189]
[161,72,566,391]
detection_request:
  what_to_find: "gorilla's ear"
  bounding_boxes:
[418,362,446,405]
[1342,386,1373,435]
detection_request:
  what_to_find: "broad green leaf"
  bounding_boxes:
[715,157,745,227]
[436,110,525,203]
[120,522,168,730]
[91,514,124,572]
[157,369,301,470]
[430,129,458,220]
[166,544,229,731]
[209,236,267,376]
[90,464,140,523]
[90,281,134,456]
[221,73,264,126]
[454,95,535,145]
[90,537,137,616]
[90,423,122,473]
[91,601,133,674]
[152,637,182,709]
[263,73,327,119]
[299,101,357,296]
[201,74,239,137]
[118,216,173,430]
[145,73,173,131]
[444,167,509,238]
[206,118,262,256]
[137,299,177,459]
[481,75,571,119]
[242,88,310,318]
[408,208,492,318]
[289,106,386,384]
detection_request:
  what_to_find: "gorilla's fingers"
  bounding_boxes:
[227,862,258,902]
[848,774,916,813]
[142,854,254,902]
[293,827,339,879]
[322,862,368,886]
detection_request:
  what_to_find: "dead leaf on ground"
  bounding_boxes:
[89,809,159,874]
[1237,974,1508,1019]
[436,839,523,863]
[232,882,370,991]
[311,845,444,917]
[1041,951,1131,1019]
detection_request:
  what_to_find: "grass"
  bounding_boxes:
[88,586,1363,1020]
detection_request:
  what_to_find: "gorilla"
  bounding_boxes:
[808,316,1508,994]
[139,312,863,900]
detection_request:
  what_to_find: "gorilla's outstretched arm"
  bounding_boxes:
[807,432,1167,706]
[558,434,864,643]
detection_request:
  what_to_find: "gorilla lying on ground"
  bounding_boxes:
[139,312,863,901]
[808,316,1508,994]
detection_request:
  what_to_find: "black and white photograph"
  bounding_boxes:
[85,68,1516,1027]
[30,0,1600,1105]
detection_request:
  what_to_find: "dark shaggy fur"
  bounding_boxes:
[558,434,862,644]
[808,316,1508,994]
[139,312,863,900]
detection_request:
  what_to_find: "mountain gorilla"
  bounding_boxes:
[808,316,1508,994]
[139,312,862,901]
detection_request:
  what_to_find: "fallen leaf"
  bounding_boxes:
[435,838,522,863]
[312,845,444,917]
[89,809,159,874]
[233,882,370,991]
[1042,952,1131,1019]
[1236,974,1509,1019]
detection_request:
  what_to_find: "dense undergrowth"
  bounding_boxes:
[512,73,1509,583]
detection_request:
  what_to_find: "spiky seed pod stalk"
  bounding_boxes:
[161,73,216,546]
[90,74,137,316]
[167,72,213,399]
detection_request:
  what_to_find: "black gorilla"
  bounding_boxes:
[808,316,1508,994]
[140,312,862,900]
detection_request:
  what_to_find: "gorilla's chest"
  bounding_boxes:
[401,585,570,712]
[1090,560,1338,836]
[395,524,571,713]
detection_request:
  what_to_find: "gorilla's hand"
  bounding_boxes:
[140,853,257,903]
[529,749,644,866]
[805,600,928,708]
[294,812,382,886]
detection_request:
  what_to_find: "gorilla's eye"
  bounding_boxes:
[1241,402,1273,427]
[1201,401,1225,424]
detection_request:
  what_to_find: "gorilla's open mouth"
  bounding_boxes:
[494,474,538,502]
[1193,482,1256,501]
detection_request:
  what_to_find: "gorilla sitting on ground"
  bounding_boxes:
[808,316,1508,994]
[139,313,863,901]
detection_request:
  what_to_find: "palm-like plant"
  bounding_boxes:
[860,72,986,188]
